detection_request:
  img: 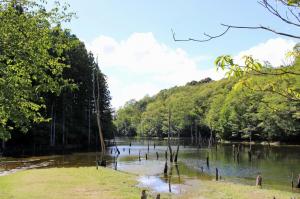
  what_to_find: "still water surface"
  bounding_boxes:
[0,138,299,194]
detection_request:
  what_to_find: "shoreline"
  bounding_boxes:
[0,167,299,199]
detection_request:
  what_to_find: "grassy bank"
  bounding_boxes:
[0,167,144,199]
[0,167,299,199]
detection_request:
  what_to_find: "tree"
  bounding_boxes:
[0,0,74,140]
[172,0,300,101]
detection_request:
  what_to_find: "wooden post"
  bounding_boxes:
[156,152,159,160]
[165,151,168,160]
[256,175,262,187]
[206,156,209,168]
[141,190,147,199]
[216,168,219,181]
[139,151,141,161]
[296,174,300,188]
[164,161,168,175]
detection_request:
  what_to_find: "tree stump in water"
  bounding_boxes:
[164,161,168,175]
[145,153,148,160]
[139,151,141,161]
[156,194,160,199]
[256,175,262,187]
[206,156,209,168]
[156,152,159,160]
[154,143,156,149]
[165,151,168,160]
[141,190,147,199]
[297,174,300,188]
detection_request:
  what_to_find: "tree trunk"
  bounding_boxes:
[93,69,106,160]
[168,108,173,162]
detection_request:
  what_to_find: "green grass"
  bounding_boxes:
[176,180,300,199]
[0,167,146,199]
[0,167,299,199]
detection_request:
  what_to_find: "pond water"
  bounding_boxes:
[0,138,300,194]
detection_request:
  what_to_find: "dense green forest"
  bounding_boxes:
[114,62,300,142]
[0,0,113,155]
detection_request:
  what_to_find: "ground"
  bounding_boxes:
[0,167,299,199]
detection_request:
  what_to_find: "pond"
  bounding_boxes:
[0,137,300,194]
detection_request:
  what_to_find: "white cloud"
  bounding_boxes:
[86,32,223,108]
[86,34,296,108]
[234,38,296,67]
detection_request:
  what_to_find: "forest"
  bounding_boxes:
[114,59,300,142]
[0,1,113,155]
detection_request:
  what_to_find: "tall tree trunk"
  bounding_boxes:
[168,108,173,162]
[93,69,106,158]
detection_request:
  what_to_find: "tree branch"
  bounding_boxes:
[258,0,300,27]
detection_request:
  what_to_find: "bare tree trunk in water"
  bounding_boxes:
[168,108,173,162]
[93,69,106,162]
[174,130,180,163]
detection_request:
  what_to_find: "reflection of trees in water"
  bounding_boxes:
[162,162,181,193]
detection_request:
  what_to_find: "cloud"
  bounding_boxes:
[86,32,223,108]
[234,38,296,67]
[86,34,296,108]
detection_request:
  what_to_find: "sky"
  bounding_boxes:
[63,0,298,109]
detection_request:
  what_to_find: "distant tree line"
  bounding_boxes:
[114,60,300,142]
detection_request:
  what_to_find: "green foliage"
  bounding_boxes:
[114,64,300,141]
[0,0,74,139]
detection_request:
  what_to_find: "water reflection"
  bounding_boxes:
[0,137,299,193]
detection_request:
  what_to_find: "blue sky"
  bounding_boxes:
[64,0,297,108]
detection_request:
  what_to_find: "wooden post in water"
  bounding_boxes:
[141,190,147,199]
[256,175,262,187]
[139,151,141,161]
[156,152,159,160]
[154,142,156,149]
[216,168,219,181]
[165,151,168,160]
[297,174,300,188]
[206,156,209,168]
[145,153,148,160]
[164,161,168,175]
